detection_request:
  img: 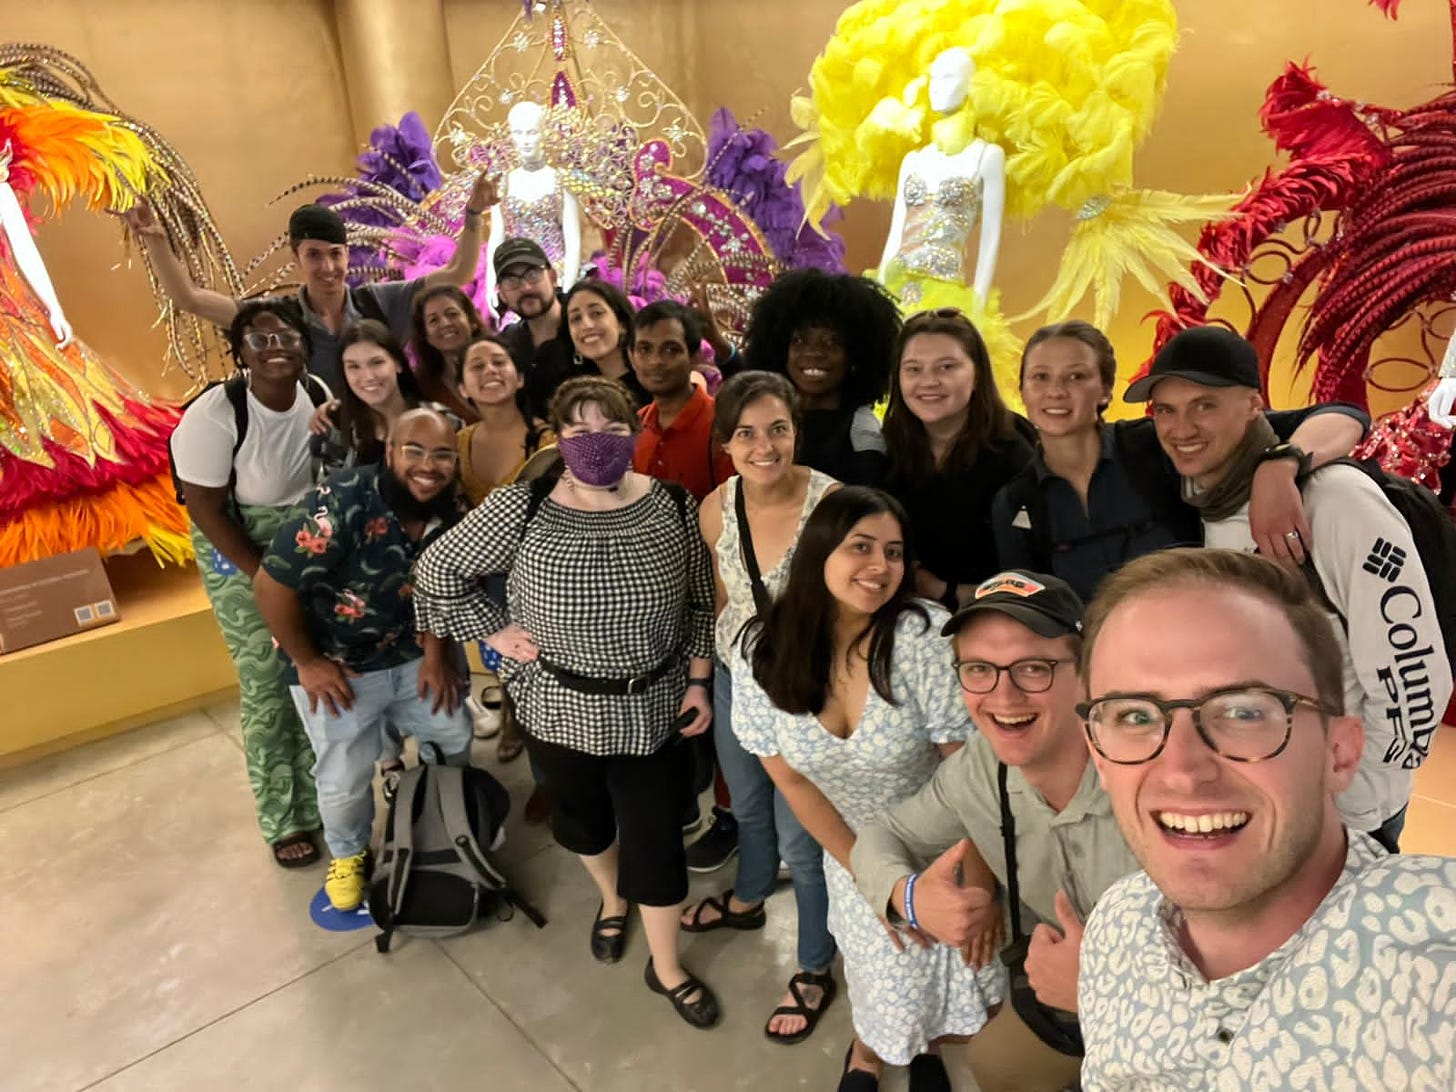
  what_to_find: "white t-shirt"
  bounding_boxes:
[1203,465,1451,830]
[171,381,321,507]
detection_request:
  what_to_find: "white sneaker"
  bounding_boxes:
[466,695,500,739]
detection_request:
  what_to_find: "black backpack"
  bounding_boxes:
[367,747,545,953]
[999,420,1202,571]
[168,372,332,504]
[1299,457,1456,674]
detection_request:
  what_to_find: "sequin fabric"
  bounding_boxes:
[896,173,983,282]
[502,172,567,273]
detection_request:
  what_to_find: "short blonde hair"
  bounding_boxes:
[1082,549,1346,713]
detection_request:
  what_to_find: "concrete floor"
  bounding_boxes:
[3,703,1452,1092]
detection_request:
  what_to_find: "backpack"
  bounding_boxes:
[999,421,1202,571]
[168,371,332,504]
[1298,457,1456,674]
[367,747,545,953]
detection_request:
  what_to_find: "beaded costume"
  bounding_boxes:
[501,175,567,275]
[0,61,190,567]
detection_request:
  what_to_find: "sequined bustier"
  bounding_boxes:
[502,173,566,272]
[895,173,983,282]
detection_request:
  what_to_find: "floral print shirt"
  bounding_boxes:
[263,466,458,678]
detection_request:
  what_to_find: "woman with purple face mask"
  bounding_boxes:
[413,375,721,1030]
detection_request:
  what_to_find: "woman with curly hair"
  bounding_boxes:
[884,309,1035,607]
[743,270,900,486]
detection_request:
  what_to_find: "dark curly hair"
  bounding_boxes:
[227,298,312,367]
[742,269,901,410]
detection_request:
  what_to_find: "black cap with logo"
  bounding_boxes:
[493,237,552,277]
[941,570,1085,639]
[1123,326,1261,403]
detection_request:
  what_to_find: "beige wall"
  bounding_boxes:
[9,1,1452,413]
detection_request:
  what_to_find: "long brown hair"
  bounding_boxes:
[336,320,425,456]
[883,309,1019,483]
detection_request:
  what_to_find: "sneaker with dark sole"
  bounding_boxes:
[685,808,740,873]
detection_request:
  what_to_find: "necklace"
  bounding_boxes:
[562,469,620,495]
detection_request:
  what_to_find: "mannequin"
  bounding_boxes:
[484,101,582,301]
[1428,333,1456,428]
[877,48,1006,306]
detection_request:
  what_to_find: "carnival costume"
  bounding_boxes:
[0,61,189,568]
[787,0,1232,395]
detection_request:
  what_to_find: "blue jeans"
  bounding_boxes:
[715,659,836,973]
[291,657,473,858]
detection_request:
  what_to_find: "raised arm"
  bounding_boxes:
[1251,404,1371,565]
[123,200,239,327]
[423,173,497,291]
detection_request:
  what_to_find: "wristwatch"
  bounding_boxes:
[1255,442,1311,473]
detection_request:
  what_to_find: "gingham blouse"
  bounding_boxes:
[412,479,715,756]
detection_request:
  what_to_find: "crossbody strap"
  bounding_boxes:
[733,482,774,619]
[997,762,1027,947]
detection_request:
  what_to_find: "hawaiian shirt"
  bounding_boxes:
[1078,832,1456,1091]
[263,466,458,678]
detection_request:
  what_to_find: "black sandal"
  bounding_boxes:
[270,831,319,869]
[590,901,630,963]
[838,1043,879,1091]
[907,1052,952,1092]
[681,889,766,933]
[764,969,837,1044]
[645,958,720,1029]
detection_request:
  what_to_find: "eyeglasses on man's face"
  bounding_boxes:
[242,329,304,351]
[500,267,547,291]
[394,442,459,469]
[1077,685,1332,765]
[953,657,1072,694]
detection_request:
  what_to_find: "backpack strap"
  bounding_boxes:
[434,766,548,927]
[734,480,774,618]
[660,480,690,527]
[385,767,426,919]
[996,762,1029,949]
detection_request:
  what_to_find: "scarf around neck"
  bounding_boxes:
[1180,414,1279,522]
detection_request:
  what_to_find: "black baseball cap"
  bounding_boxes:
[287,203,347,246]
[1123,326,1260,403]
[494,237,551,277]
[941,571,1085,639]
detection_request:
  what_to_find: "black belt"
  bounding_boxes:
[538,656,677,696]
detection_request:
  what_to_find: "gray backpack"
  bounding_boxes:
[367,754,545,952]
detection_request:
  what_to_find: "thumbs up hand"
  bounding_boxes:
[1025,889,1084,1013]
[905,839,999,948]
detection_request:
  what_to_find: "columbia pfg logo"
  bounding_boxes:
[1363,538,1407,582]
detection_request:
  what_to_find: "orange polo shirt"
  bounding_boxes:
[634,385,734,501]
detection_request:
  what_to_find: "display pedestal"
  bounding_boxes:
[1,551,236,768]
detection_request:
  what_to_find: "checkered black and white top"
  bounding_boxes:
[413,479,715,756]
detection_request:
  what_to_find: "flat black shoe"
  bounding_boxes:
[644,958,720,1029]
[590,901,629,963]
[838,1043,879,1092]
[908,1052,952,1092]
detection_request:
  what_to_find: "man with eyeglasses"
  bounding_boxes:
[495,237,580,411]
[1075,547,1454,1090]
[253,409,473,912]
[1131,326,1448,852]
[852,570,1137,1088]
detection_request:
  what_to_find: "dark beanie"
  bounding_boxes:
[288,204,347,246]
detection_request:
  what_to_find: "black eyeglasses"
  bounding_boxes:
[1077,685,1333,766]
[953,658,1072,694]
[500,267,547,291]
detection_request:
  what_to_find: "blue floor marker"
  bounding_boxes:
[309,887,374,931]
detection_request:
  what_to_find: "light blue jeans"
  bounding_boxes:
[290,657,473,859]
[715,659,836,973]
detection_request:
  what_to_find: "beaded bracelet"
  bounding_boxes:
[904,872,921,930]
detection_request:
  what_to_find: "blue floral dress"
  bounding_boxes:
[733,606,1003,1064]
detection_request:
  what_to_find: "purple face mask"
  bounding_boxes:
[558,430,637,487]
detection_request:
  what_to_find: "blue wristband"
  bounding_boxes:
[904,872,920,930]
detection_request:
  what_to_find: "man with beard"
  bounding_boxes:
[254,408,472,911]
[495,237,578,410]
[1076,548,1454,1090]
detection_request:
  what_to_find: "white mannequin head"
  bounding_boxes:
[507,101,545,165]
[927,47,974,114]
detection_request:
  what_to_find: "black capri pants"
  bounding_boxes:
[524,732,693,907]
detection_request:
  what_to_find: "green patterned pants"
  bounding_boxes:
[192,505,320,843]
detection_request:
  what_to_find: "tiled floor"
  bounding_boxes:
[3,704,1452,1092]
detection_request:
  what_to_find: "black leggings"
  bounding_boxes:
[525,733,693,907]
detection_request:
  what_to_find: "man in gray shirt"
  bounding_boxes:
[851,571,1138,1058]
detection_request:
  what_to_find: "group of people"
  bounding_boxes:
[149,191,1453,1090]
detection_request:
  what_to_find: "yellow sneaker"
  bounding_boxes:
[324,851,369,911]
